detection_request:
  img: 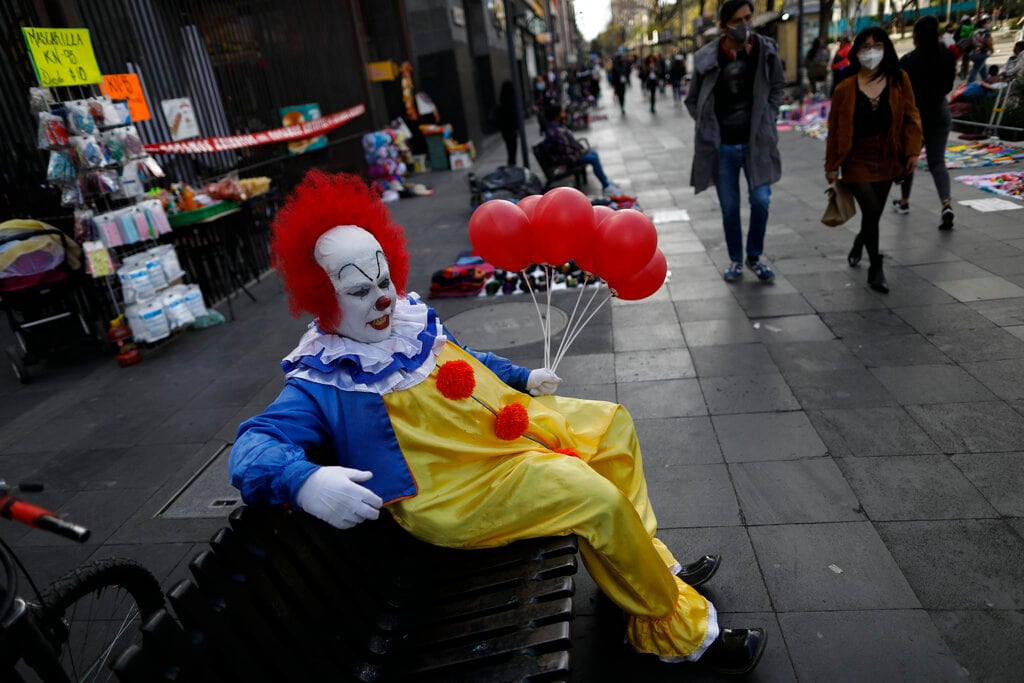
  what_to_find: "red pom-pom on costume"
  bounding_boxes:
[495,403,529,441]
[270,171,410,332]
[555,447,581,459]
[436,360,476,400]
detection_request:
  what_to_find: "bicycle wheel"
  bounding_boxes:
[37,558,163,682]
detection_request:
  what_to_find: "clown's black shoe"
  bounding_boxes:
[676,554,720,587]
[698,628,766,675]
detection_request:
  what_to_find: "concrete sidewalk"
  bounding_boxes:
[2,76,1023,680]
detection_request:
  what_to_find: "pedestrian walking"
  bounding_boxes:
[830,35,854,95]
[825,26,923,294]
[685,0,785,284]
[894,15,957,230]
[806,37,831,94]
[967,15,995,83]
[495,80,519,167]
[645,55,661,113]
[611,55,629,113]
[669,52,687,105]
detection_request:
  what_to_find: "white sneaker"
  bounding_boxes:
[603,183,623,196]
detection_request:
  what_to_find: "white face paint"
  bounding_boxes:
[314,225,397,343]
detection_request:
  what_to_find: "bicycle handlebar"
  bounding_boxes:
[0,494,90,543]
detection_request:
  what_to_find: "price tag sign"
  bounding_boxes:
[21,27,102,87]
[101,73,152,121]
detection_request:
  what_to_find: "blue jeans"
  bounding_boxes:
[967,54,988,83]
[715,143,771,263]
[579,149,611,188]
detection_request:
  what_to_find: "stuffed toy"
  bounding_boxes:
[228,171,765,675]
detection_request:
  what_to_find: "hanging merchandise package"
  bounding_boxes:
[148,244,184,281]
[120,265,155,302]
[66,101,97,135]
[38,112,69,149]
[143,253,168,290]
[83,240,114,278]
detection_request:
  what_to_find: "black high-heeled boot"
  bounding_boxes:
[867,254,888,294]
[847,234,864,267]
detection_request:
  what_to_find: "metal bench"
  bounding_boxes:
[113,505,579,682]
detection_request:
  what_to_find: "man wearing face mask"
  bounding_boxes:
[229,171,767,675]
[685,0,785,285]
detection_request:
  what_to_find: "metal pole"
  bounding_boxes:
[797,0,805,98]
[543,0,557,81]
[505,0,531,169]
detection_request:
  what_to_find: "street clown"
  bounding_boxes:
[229,170,765,674]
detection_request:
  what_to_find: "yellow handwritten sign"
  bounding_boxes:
[21,27,102,87]
[366,61,399,82]
[100,74,152,121]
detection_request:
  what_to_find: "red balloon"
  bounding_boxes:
[468,200,532,271]
[609,249,667,301]
[576,206,615,274]
[531,187,594,266]
[594,209,658,282]
[592,205,615,227]
[517,194,543,221]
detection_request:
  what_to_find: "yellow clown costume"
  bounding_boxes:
[230,294,718,660]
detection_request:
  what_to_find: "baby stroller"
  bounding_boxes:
[0,220,94,383]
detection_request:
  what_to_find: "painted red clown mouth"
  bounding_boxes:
[368,314,390,330]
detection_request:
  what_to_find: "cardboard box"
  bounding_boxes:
[449,151,473,170]
[410,154,428,174]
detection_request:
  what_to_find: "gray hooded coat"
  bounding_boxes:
[684,34,786,194]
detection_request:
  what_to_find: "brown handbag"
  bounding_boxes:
[821,180,856,227]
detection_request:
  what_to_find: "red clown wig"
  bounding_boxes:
[271,171,409,331]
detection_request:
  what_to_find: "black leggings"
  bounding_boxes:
[501,127,517,167]
[848,180,893,260]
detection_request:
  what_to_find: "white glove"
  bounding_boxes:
[526,368,562,396]
[295,466,383,529]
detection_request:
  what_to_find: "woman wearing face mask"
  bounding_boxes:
[825,26,922,294]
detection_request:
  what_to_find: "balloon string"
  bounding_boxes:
[551,292,612,373]
[551,272,596,371]
[545,265,554,369]
[521,267,548,369]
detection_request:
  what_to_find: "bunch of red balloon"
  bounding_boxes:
[468,187,667,301]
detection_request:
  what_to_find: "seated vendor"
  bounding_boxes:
[228,171,766,675]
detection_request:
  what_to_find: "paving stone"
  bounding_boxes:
[554,352,615,387]
[613,322,685,351]
[962,358,1024,400]
[806,406,938,457]
[749,522,920,611]
[699,373,800,414]
[615,348,695,382]
[611,301,678,327]
[927,326,1024,362]
[779,610,967,682]
[885,246,961,266]
[801,287,890,313]
[876,520,1024,609]
[682,318,760,346]
[712,411,827,462]
[968,297,1024,326]
[657,526,772,612]
[730,458,864,524]
[766,340,864,373]
[878,283,957,307]
[785,271,862,291]
[820,309,917,338]
[842,334,951,367]
[667,278,736,301]
[929,610,1024,683]
[645,463,741,528]
[689,343,777,377]
[950,452,1024,516]
[870,364,997,404]
[672,297,748,323]
[909,261,994,283]
[893,303,996,335]
[17,487,160,548]
[635,416,723,466]
[935,277,1024,302]
[617,378,706,418]
[906,401,1024,453]
[836,454,997,521]
[784,368,897,409]
[733,293,815,318]
[136,407,242,446]
[748,314,835,343]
